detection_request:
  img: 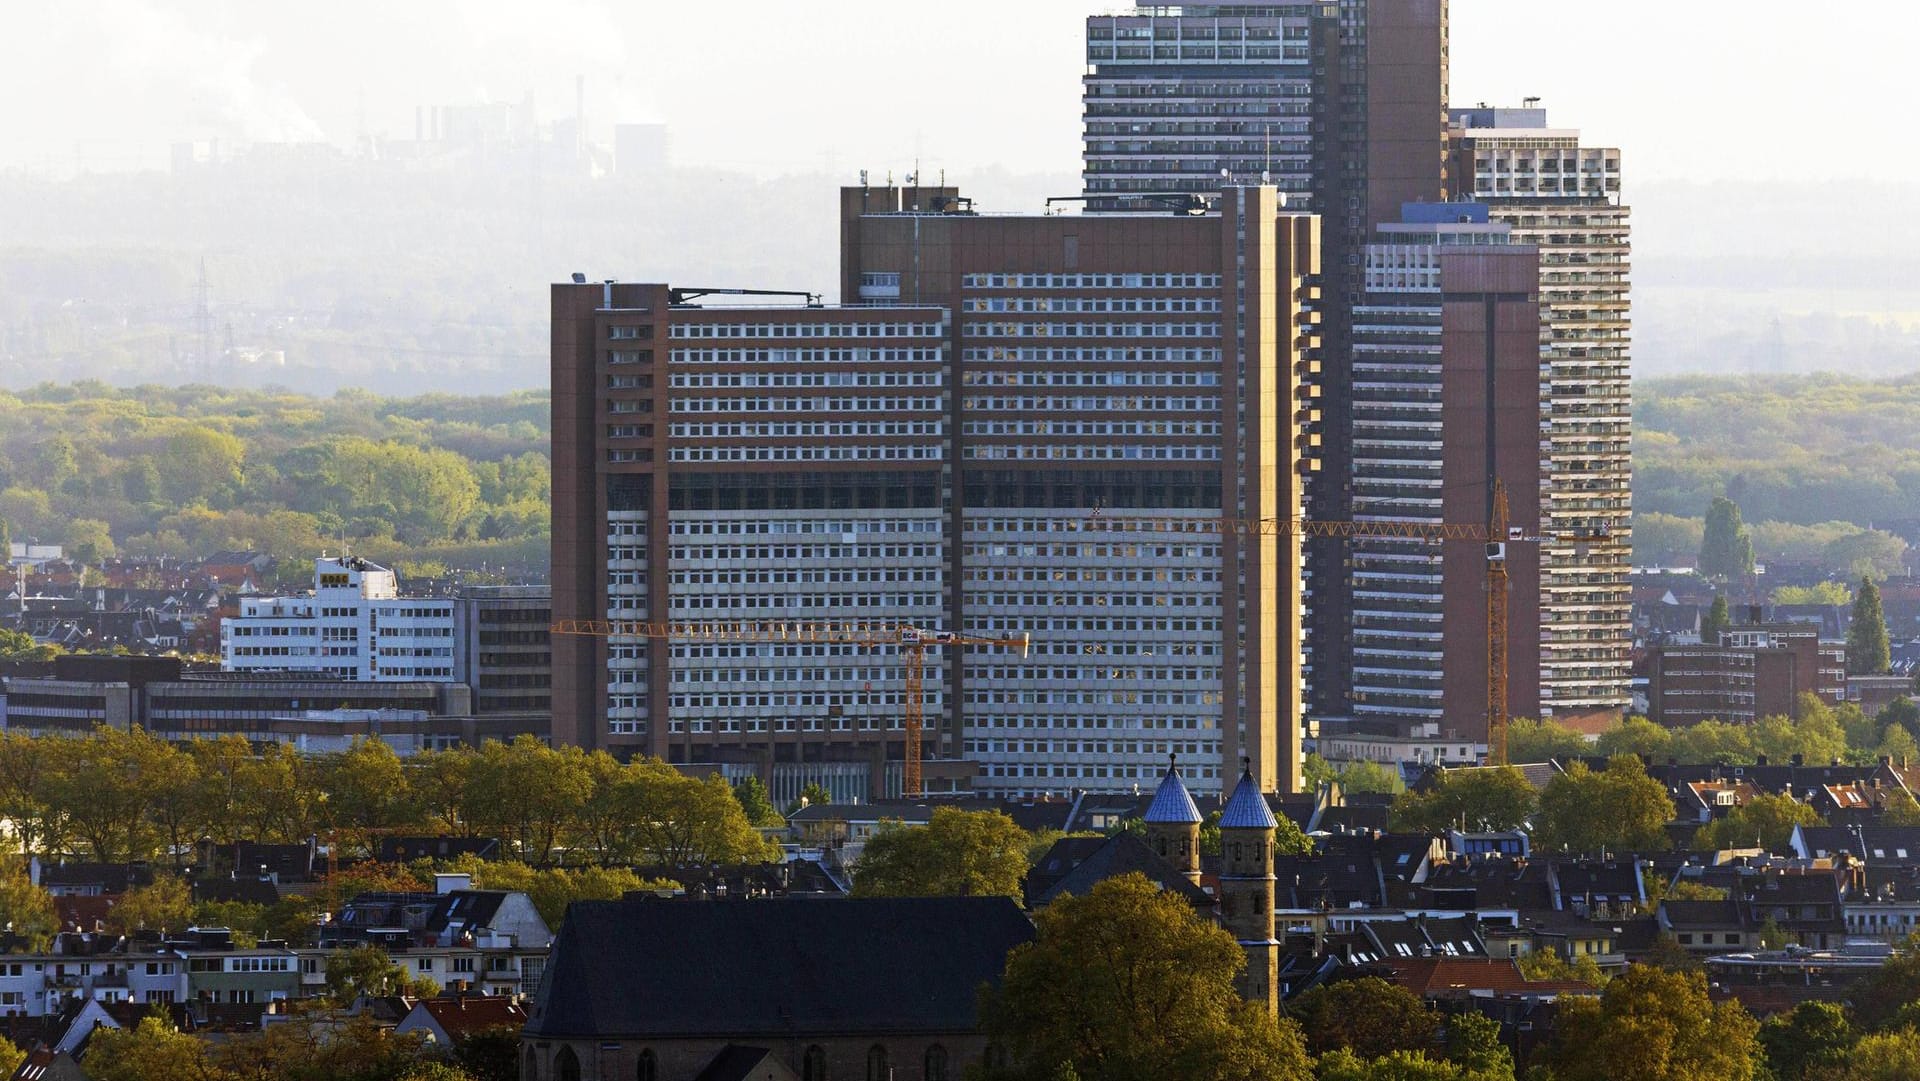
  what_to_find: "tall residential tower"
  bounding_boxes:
[551,185,1323,797]
[1451,106,1631,724]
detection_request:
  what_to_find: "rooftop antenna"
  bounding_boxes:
[1523,96,1542,109]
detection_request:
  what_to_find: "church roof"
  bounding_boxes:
[1220,769,1278,830]
[1143,762,1203,824]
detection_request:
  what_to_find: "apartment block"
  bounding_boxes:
[1346,204,1540,738]
[453,585,552,716]
[551,184,1320,797]
[221,557,457,681]
[1649,620,1847,727]
[1450,105,1631,725]
[1080,3,1451,721]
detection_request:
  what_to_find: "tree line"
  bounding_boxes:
[0,383,550,578]
[0,730,776,868]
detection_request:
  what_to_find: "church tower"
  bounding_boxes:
[1142,756,1203,886]
[1218,763,1279,1014]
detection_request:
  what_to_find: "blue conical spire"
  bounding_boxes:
[1219,762,1277,830]
[1144,755,1203,825]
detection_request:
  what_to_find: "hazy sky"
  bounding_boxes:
[3,0,1915,186]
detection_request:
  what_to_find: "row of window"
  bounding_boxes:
[961,420,1222,437]
[961,395,1219,412]
[965,444,1220,461]
[968,592,1219,608]
[668,543,941,562]
[672,421,941,438]
[670,445,942,462]
[961,369,1219,387]
[962,346,1221,363]
[962,297,1221,313]
[673,396,942,413]
[669,347,942,365]
[670,593,939,611]
[969,321,1221,338]
[667,518,939,536]
[672,569,940,585]
[961,272,1221,289]
[671,370,942,388]
[670,322,941,339]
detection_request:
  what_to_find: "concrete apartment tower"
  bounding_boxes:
[1346,204,1542,738]
[1143,758,1204,886]
[551,184,1322,798]
[1450,106,1631,727]
[1082,1,1451,728]
[1217,765,1280,1014]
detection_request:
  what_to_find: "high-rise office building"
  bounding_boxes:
[1347,204,1540,736]
[1082,1,1450,722]
[550,184,1321,796]
[221,557,457,681]
[1450,106,1631,724]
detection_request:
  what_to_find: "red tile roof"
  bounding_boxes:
[415,996,527,1038]
[1381,957,1595,997]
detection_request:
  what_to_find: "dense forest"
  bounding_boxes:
[0,383,549,579]
[1634,373,1920,573]
[5,372,1920,581]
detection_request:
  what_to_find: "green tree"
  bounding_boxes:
[786,781,832,816]
[0,1035,23,1080]
[1595,716,1675,759]
[0,855,57,951]
[1883,791,1920,827]
[1534,965,1759,1081]
[620,763,782,866]
[1669,719,1758,765]
[66,516,116,565]
[84,1015,222,1081]
[1773,582,1854,606]
[1290,977,1438,1060]
[1853,932,1920,1030]
[105,875,195,936]
[1827,530,1909,582]
[854,807,1033,899]
[978,874,1313,1081]
[325,944,438,1003]
[1701,593,1731,644]
[1313,1049,1506,1081]
[1750,698,1850,765]
[462,735,590,864]
[1700,495,1756,581]
[1757,1000,1854,1081]
[316,737,421,848]
[1534,756,1675,854]
[451,1025,523,1081]
[1389,767,1536,833]
[1851,575,1893,675]
[1442,1011,1513,1079]
[1504,718,1589,764]
[159,425,246,506]
[1516,949,1609,987]
[1817,1030,1920,1081]
[1694,793,1824,852]
[731,775,784,827]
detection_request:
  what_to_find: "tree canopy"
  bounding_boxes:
[852,807,1033,900]
[1389,768,1535,834]
[979,873,1313,1081]
[1850,575,1893,675]
[1533,757,1675,854]
[1532,965,1759,1081]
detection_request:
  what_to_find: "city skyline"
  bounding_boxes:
[0,1,1910,187]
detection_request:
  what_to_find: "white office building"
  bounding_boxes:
[221,557,457,681]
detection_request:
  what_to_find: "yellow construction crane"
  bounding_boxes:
[549,620,1029,797]
[1084,477,1533,766]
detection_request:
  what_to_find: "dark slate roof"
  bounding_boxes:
[193,878,281,906]
[1143,764,1203,824]
[426,890,510,938]
[35,862,153,893]
[1027,832,1211,909]
[1220,770,1278,830]
[1661,899,1744,929]
[525,896,1035,1040]
[691,1046,787,1081]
